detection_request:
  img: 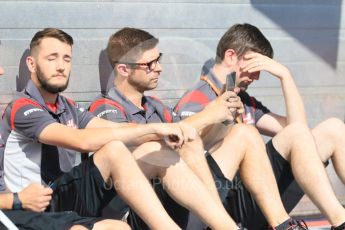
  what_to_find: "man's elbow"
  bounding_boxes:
[77,141,100,153]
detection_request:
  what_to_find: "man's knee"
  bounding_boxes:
[273,122,314,159]
[98,140,130,160]
[134,141,163,155]
[316,117,344,138]
[93,219,131,230]
[225,123,261,141]
[280,122,310,139]
[69,225,88,230]
[179,134,204,156]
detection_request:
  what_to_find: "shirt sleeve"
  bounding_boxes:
[250,97,270,123]
[9,98,56,140]
[174,85,214,120]
[89,98,128,123]
[77,109,95,129]
[239,91,270,124]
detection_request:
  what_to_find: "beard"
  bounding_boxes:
[36,65,69,94]
[128,72,157,93]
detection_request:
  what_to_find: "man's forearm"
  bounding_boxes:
[183,109,216,132]
[111,124,162,146]
[281,73,307,124]
[0,193,13,210]
[85,118,162,147]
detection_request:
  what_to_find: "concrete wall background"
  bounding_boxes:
[0,0,344,216]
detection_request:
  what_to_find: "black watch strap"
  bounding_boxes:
[12,192,23,210]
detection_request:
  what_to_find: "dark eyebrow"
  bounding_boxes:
[46,53,72,59]
[47,53,58,57]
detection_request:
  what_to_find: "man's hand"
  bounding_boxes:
[241,52,291,80]
[151,123,184,150]
[18,183,53,212]
[203,90,244,124]
[177,121,197,142]
[151,123,197,150]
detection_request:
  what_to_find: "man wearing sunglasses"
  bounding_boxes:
[89,27,307,230]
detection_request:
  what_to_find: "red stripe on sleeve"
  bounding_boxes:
[89,98,126,117]
[174,90,210,113]
[163,108,173,123]
[66,98,77,106]
[10,98,42,130]
[250,97,257,112]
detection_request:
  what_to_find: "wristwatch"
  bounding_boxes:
[12,192,23,210]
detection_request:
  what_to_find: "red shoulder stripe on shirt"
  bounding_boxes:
[10,98,42,130]
[89,98,126,117]
[66,98,77,106]
[250,97,257,112]
[163,108,173,123]
[174,90,210,113]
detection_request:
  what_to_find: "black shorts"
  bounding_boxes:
[207,140,305,230]
[127,178,189,230]
[48,155,116,217]
[0,210,100,230]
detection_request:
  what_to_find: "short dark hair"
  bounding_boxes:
[107,27,159,68]
[216,23,273,63]
[30,28,73,55]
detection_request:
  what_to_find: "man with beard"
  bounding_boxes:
[174,23,345,230]
[0,65,131,230]
[0,28,237,230]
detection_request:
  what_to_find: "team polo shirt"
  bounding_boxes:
[0,120,6,191]
[174,58,270,125]
[89,87,178,124]
[2,80,94,192]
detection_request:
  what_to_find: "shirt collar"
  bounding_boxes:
[107,87,144,116]
[201,58,224,94]
[107,87,157,118]
[25,80,66,114]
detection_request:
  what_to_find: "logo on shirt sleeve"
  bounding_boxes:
[97,109,118,118]
[66,119,77,129]
[23,108,44,116]
[242,112,255,124]
[181,111,195,117]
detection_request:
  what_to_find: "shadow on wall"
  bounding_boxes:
[98,48,114,94]
[251,0,341,68]
[16,49,30,92]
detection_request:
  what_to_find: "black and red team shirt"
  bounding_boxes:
[174,58,270,125]
[1,80,94,192]
[0,119,6,191]
[89,87,178,124]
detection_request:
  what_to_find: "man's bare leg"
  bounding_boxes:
[134,141,237,230]
[210,124,290,227]
[175,135,227,212]
[93,140,180,230]
[273,122,345,226]
[93,219,131,230]
[312,118,345,184]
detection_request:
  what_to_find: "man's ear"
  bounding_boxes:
[115,64,130,77]
[26,56,36,73]
[224,49,238,65]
